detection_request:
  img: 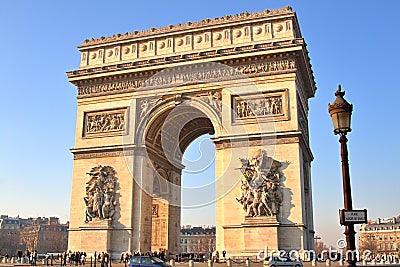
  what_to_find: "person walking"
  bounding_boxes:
[32,250,38,266]
[215,251,219,263]
[100,252,105,267]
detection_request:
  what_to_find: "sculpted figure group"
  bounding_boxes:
[235,96,283,119]
[236,150,286,217]
[86,112,125,134]
[84,165,118,222]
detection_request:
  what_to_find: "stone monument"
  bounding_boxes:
[67,6,316,257]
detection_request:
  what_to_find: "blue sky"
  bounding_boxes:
[1,0,400,248]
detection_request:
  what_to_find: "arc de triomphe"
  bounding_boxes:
[67,6,316,257]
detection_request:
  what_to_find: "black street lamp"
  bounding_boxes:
[328,85,356,267]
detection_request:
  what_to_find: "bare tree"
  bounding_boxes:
[314,237,329,260]
[43,231,67,253]
[0,230,22,256]
[359,237,379,259]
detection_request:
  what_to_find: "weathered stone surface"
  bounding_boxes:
[67,6,315,258]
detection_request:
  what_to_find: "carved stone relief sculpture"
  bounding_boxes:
[234,95,283,119]
[77,60,296,97]
[84,165,118,222]
[191,90,222,118]
[84,108,127,137]
[236,150,289,217]
[138,98,159,120]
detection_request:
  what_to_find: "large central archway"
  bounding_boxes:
[140,97,219,254]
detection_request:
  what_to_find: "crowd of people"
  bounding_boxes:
[119,250,166,263]
[59,251,88,266]
[15,249,38,266]
[3,249,228,266]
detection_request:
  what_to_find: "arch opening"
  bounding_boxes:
[144,100,217,254]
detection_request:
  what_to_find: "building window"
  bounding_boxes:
[186,36,191,45]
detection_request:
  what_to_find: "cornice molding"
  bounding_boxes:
[71,144,142,160]
[213,131,302,149]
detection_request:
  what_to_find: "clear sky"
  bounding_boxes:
[1,0,400,248]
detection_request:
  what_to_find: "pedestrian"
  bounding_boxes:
[32,250,38,266]
[81,253,86,265]
[159,250,165,261]
[100,252,105,267]
[222,250,226,262]
[104,253,109,267]
[63,252,67,266]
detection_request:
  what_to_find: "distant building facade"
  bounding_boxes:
[360,216,400,258]
[0,215,22,256]
[0,215,68,255]
[180,226,215,254]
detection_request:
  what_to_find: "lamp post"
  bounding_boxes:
[328,85,356,267]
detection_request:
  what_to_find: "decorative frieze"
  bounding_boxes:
[232,89,288,123]
[83,108,128,137]
[77,59,296,97]
[73,149,134,160]
[235,96,283,118]
[78,80,143,95]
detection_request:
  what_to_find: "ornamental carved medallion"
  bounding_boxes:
[236,150,289,217]
[84,165,118,222]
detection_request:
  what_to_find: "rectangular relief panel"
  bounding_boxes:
[231,89,289,124]
[83,107,129,138]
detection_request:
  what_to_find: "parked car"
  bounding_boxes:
[129,256,170,267]
[264,256,303,267]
